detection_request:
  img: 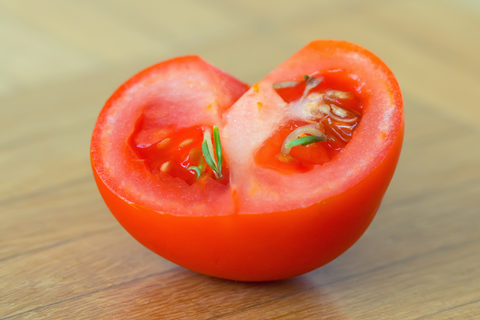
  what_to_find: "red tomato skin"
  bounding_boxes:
[93,126,402,281]
[91,41,404,281]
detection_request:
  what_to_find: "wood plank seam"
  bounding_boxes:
[413,297,480,320]
[193,301,220,319]
[203,236,480,319]
[7,235,477,320]
[0,268,181,320]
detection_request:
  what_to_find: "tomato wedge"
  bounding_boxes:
[91,41,404,281]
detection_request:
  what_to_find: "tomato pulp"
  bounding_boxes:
[91,40,404,281]
[255,69,363,174]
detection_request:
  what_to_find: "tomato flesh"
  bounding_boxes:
[91,42,404,281]
[129,116,229,185]
[256,70,362,174]
[275,69,364,113]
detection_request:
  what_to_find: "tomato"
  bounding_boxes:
[91,41,404,281]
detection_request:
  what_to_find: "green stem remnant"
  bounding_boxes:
[285,135,325,149]
[187,157,204,180]
[213,126,222,174]
[202,126,223,179]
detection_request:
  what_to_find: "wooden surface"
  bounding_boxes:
[1,0,480,319]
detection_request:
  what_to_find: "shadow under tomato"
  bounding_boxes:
[109,267,349,319]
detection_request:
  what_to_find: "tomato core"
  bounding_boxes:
[256,70,363,174]
[128,116,229,185]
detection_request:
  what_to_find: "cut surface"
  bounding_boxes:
[128,123,230,186]
[92,41,403,216]
[255,70,363,175]
[222,41,402,214]
[91,56,248,216]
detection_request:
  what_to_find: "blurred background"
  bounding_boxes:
[2,0,480,319]
[2,0,480,203]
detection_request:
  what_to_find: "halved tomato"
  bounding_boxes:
[91,40,404,281]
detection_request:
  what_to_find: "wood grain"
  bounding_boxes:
[1,0,480,319]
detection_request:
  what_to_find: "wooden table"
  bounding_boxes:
[1,0,479,319]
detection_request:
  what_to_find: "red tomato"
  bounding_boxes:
[91,41,404,281]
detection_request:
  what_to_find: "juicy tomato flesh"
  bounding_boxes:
[255,70,363,174]
[129,117,229,185]
[275,69,365,113]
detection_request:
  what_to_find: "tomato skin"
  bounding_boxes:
[93,124,402,281]
[91,41,404,281]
